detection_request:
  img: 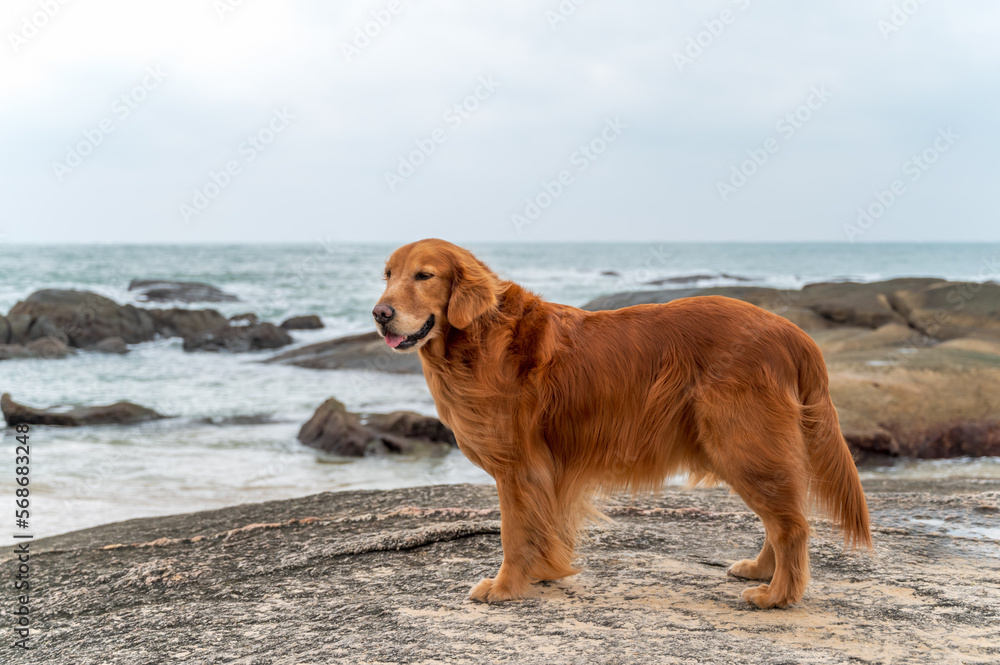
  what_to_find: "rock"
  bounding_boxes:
[1,393,165,427]
[228,312,259,325]
[0,336,75,361]
[128,279,239,303]
[0,315,9,344]
[7,289,157,347]
[2,479,997,665]
[263,332,423,374]
[366,410,457,446]
[6,313,32,344]
[297,398,375,456]
[599,270,620,277]
[280,314,324,330]
[148,307,229,339]
[87,336,129,354]
[298,399,455,456]
[888,280,1000,341]
[182,322,292,353]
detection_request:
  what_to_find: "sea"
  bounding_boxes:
[2,242,999,539]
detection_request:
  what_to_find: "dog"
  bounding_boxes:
[373,238,872,608]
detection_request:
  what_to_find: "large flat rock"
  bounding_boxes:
[3,480,997,664]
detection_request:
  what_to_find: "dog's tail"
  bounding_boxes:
[798,344,873,551]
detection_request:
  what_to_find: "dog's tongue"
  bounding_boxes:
[385,333,405,348]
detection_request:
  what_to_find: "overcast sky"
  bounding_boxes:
[1,0,998,244]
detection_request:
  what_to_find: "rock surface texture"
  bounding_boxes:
[2,480,997,664]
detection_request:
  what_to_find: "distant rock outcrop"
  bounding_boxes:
[128,279,239,303]
[6,289,157,347]
[1,393,165,426]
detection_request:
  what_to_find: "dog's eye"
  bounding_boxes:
[384,270,391,280]
[415,272,433,281]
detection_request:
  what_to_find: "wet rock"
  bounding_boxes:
[128,279,239,303]
[298,398,454,456]
[87,336,129,355]
[297,398,374,456]
[366,410,456,447]
[182,322,292,353]
[1,393,165,426]
[280,314,324,330]
[7,289,157,347]
[3,480,997,665]
[0,336,75,361]
[148,308,229,339]
[263,332,423,374]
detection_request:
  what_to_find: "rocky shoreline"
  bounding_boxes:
[2,479,997,664]
[3,277,1000,463]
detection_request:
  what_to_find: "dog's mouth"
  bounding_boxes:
[381,314,435,351]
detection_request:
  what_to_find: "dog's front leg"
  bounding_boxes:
[469,467,562,603]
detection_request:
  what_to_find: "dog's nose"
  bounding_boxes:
[372,304,395,324]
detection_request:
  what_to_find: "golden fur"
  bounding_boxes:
[373,239,872,608]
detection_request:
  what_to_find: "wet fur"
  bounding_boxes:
[376,239,873,608]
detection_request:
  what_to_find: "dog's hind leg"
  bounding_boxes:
[696,387,811,608]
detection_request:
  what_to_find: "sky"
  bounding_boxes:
[1,0,998,244]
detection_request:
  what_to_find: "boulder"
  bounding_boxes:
[1,393,165,426]
[7,289,157,347]
[298,399,455,456]
[279,315,324,330]
[149,308,229,339]
[0,336,75,361]
[128,279,239,303]
[263,332,423,374]
[182,322,292,353]
[366,410,456,446]
[87,336,130,355]
[297,398,375,456]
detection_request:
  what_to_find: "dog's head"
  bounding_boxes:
[373,239,499,352]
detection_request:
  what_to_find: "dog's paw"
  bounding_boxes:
[727,559,773,581]
[740,583,789,609]
[468,577,521,603]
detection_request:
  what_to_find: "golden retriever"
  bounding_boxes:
[373,238,872,608]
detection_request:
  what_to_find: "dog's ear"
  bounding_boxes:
[448,256,498,329]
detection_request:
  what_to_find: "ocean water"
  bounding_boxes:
[1,242,999,539]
